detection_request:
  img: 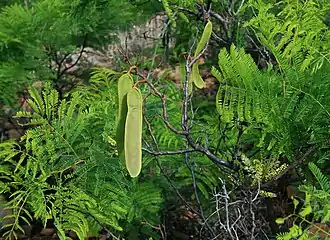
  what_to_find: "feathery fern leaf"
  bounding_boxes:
[308,162,330,192]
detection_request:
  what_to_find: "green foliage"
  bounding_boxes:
[213,44,330,169]
[308,162,330,192]
[0,79,164,239]
[276,164,330,240]
[143,81,183,150]
[0,0,153,107]
[174,155,223,200]
[2,0,330,239]
[242,154,288,187]
[159,0,250,63]
[161,0,176,27]
[245,0,330,73]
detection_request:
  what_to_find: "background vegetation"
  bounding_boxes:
[0,0,330,239]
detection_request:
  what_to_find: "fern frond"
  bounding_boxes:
[308,162,330,192]
[245,0,330,73]
[162,0,176,27]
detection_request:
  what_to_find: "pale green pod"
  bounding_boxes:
[189,20,212,90]
[194,20,213,57]
[190,63,206,89]
[125,88,143,177]
[116,73,134,161]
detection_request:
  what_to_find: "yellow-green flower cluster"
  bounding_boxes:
[242,154,288,186]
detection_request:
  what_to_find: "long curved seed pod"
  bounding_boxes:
[194,20,212,57]
[116,73,133,161]
[190,63,206,89]
[125,88,143,177]
[189,21,212,90]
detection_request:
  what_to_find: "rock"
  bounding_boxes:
[32,81,43,88]
[60,13,172,77]
[106,13,172,59]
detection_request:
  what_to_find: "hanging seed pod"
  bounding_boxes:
[116,73,133,161]
[191,62,206,89]
[189,21,212,90]
[194,20,213,57]
[125,87,143,177]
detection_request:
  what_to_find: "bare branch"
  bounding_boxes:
[58,35,88,79]
[143,108,201,220]
[134,69,185,135]
[156,159,201,219]
[209,10,228,24]
[184,139,217,238]
[205,179,265,239]
[142,148,195,156]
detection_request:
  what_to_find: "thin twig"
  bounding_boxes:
[143,113,201,219]
[184,139,216,238]
[134,69,185,135]
[58,35,88,79]
[142,148,196,156]
[157,159,201,218]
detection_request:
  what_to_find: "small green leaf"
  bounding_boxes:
[305,193,311,204]
[299,205,312,217]
[275,218,285,224]
[321,209,330,223]
[293,197,299,209]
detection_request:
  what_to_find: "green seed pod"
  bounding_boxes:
[125,88,143,177]
[194,20,213,57]
[190,63,206,89]
[116,73,133,161]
